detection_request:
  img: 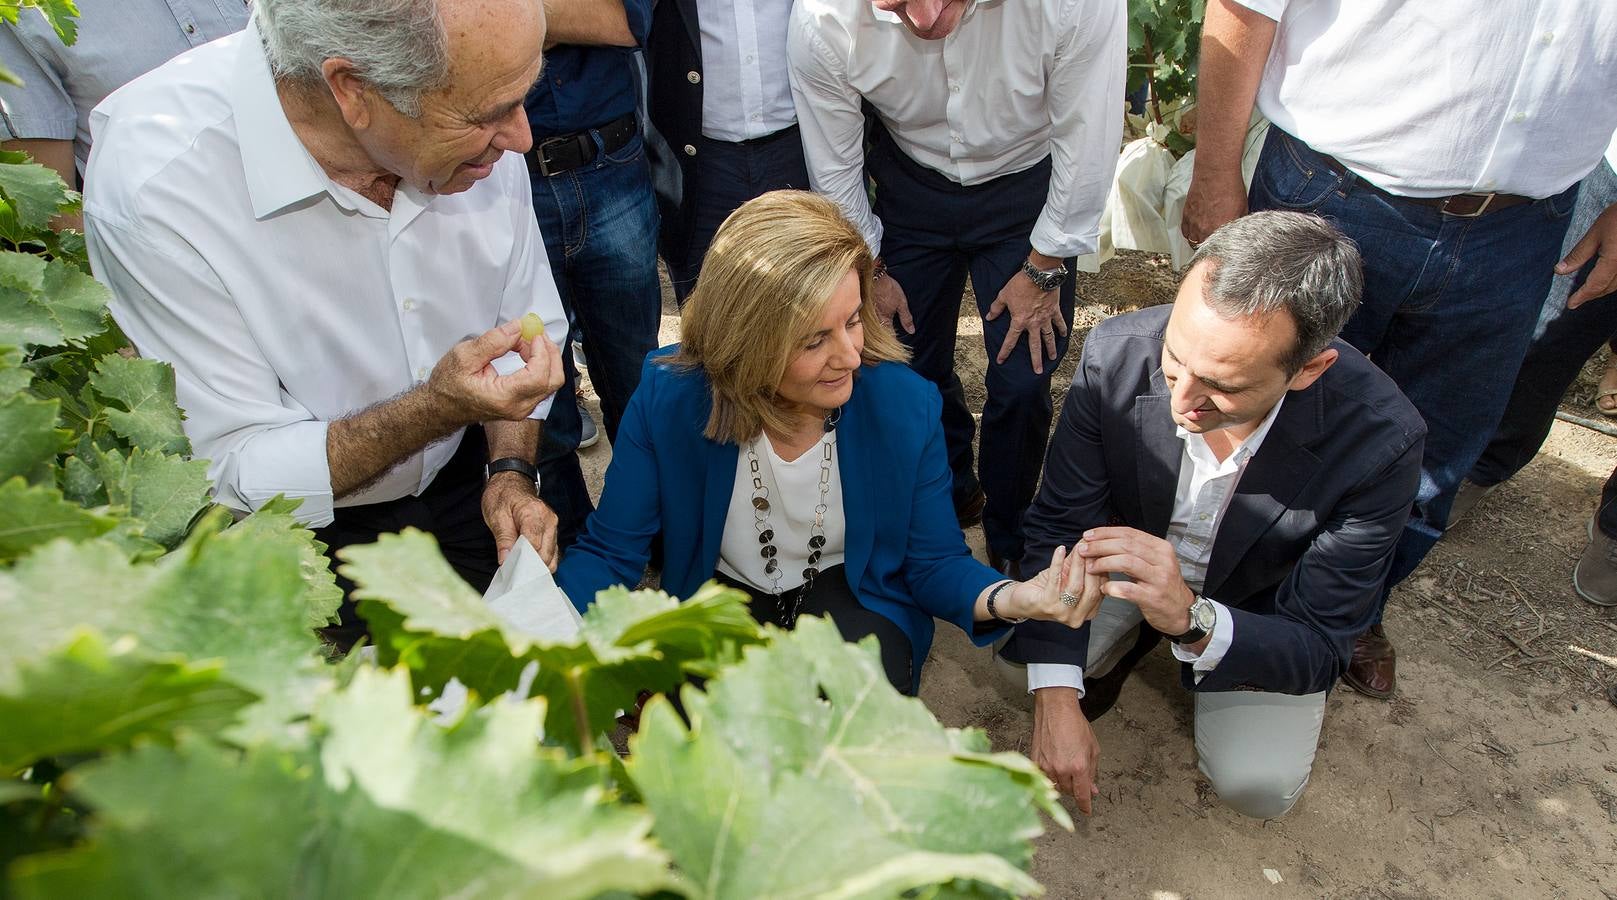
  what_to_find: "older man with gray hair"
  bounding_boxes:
[84,0,568,648]
[997,211,1425,819]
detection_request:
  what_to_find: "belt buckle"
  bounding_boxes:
[534,134,576,178]
[1441,192,1494,218]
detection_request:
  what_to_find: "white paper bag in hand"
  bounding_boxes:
[428,536,582,722]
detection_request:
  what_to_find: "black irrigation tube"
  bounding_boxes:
[1555,410,1617,439]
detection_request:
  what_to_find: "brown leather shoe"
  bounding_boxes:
[1342,624,1396,699]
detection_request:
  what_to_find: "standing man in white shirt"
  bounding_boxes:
[83,0,569,649]
[999,212,1426,818]
[1182,0,1617,699]
[788,0,1125,571]
[648,0,812,303]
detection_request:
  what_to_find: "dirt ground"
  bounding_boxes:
[581,252,1617,899]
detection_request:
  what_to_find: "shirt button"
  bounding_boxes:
[687,70,701,84]
[950,83,960,93]
[683,144,697,156]
[1511,112,1527,124]
[745,54,754,64]
[1541,31,1554,44]
[183,22,196,34]
[401,298,416,311]
[950,132,962,142]
[416,366,428,380]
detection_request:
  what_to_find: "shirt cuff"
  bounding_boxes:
[1028,216,1097,261]
[1229,0,1286,20]
[221,420,336,528]
[1169,599,1235,683]
[1027,662,1086,698]
[489,350,555,420]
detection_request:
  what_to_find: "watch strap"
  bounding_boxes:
[486,456,539,482]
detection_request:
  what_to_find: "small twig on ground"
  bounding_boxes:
[1424,736,1463,773]
[1531,735,1577,747]
[1569,644,1617,670]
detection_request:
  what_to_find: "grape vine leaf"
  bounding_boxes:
[342,529,763,750]
[0,394,66,483]
[0,287,62,349]
[0,250,47,294]
[87,355,190,455]
[0,477,116,562]
[0,345,33,394]
[94,446,212,548]
[0,631,258,770]
[0,505,340,743]
[0,153,76,231]
[39,257,110,343]
[9,669,673,900]
[625,616,1066,899]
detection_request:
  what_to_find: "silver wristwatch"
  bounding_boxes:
[1020,258,1069,292]
[1169,596,1217,645]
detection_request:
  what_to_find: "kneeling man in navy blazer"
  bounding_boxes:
[1000,211,1425,819]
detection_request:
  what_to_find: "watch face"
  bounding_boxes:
[1191,600,1216,632]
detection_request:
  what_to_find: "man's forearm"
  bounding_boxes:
[543,0,634,47]
[327,386,463,498]
[485,418,541,465]
[1191,0,1278,179]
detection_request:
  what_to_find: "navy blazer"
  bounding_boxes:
[557,349,1006,681]
[1003,306,1427,695]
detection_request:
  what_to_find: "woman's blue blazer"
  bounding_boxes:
[556,348,1006,681]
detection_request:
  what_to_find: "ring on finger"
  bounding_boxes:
[1059,590,1080,607]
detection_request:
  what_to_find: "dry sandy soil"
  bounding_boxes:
[580,252,1617,899]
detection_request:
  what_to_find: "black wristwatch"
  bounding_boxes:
[485,456,539,484]
[1020,257,1069,292]
[1168,596,1217,645]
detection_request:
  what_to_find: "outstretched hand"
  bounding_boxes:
[1002,544,1105,627]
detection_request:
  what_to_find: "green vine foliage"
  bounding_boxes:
[1127,0,1205,156]
[0,7,1071,893]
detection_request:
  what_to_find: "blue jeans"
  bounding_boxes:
[868,124,1076,563]
[1469,158,1617,537]
[664,127,811,305]
[1249,129,1580,620]
[531,128,662,549]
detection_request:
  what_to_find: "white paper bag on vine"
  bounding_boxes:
[426,535,582,722]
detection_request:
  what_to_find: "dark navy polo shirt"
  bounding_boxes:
[524,0,653,139]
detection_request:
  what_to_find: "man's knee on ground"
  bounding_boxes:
[1199,756,1312,820]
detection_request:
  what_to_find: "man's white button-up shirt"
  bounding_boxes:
[83,25,568,527]
[788,0,1126,259]
[1236,0,1617,199]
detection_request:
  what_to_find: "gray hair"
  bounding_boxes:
[1189,211,1363,374]
[253,0,449,118]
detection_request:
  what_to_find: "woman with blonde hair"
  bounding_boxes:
[556,191,1096,693]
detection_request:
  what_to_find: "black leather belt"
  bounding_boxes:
[1314,152,1533,218]
[736,123,799,147]
[526,112,637,177]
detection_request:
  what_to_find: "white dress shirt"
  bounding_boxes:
[83,25,568,528]
[1028,397,1286,695]
[698,0,799,142]
[788,0,1125,258]
[1236,0,1617,199]
[717,431,847,593]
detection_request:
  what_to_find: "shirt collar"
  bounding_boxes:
[1175,393,1287,470]
[870,0,996,27]
[231,21,344,219]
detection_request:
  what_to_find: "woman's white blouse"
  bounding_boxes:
[716,431,848,594]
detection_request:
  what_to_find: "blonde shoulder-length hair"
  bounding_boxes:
[671,190,909,445]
